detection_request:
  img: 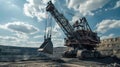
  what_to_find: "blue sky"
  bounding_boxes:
[0,0,120,47]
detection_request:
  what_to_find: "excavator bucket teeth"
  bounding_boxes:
[38,38,53,54]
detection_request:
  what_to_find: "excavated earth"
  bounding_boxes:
[0,37,120,67]
[0,57,120,67]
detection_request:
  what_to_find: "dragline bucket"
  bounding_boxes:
[38,37,53,54]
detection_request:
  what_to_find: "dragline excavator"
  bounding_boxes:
[38,1,101,59]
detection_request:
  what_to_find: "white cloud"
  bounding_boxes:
[66,0,110,16]
[71,13,81,23]
[0,0,20,11]
[0,36,17,42]
[0,36,20,46]
[0,34,41,47]
[0,34,40,47]
[15,33,29,41]
[100,34,115,39]
[33,23,64,47]
[0,21,41,47]
[96,19,120,33]
[26,41,42,47]
[53,39,64,47]
[24,0,56,21]
[113,0,120,9]
[1,21,64,47]
[33,35,43,39]
[4,21,39,34]
[52,25,61,36]
[23,0,65,47]
[51,24,64,47]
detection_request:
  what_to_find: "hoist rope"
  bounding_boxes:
[45,12,53,39]
[44,12,48,39]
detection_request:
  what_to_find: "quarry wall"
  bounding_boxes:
[98,37,120,58]
[99,37,120,48]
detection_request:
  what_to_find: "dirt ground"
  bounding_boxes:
[0,56,120,67]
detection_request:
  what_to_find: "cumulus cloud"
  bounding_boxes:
[24,0,56,21]
[0,36,20,46]
[0,21,41,47]
[33,35,43,39]
[52,24,63,39]
[0,36,17,42]
[113,0,120,9]
[0,21,39,34]
[26,41,42,47]
[96,19,120,33]
[15,33,29,41]
[0,34,41,47]
[0,0,20,10]
[100,34,115,39]
[71,13,82,23]
[66,0,110,16]
[23,0,65,47]
[4,22,39,34]
[51,24,64,47]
